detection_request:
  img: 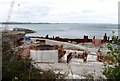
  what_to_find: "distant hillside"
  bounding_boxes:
[0,22,52,24]
[0,22,79,24]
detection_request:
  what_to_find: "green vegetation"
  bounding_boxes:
[103,31,120,80]
[2,41,64,80]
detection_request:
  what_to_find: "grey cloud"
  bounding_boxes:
[0,0,118,23]
[33,7,51,16]
[81,9,94,14]
[14,5,51,21]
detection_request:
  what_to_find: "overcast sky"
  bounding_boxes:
[0,0,119,23]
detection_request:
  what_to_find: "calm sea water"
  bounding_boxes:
[0,23,118,39]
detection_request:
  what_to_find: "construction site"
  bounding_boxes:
[12,35,111,79]
[2,0,119,79]
[2,24,109,79]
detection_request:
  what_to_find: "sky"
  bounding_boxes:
[0,0,119,23]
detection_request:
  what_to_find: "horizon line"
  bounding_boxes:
[0,21,118,24]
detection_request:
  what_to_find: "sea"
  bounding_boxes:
[0,23,118,39]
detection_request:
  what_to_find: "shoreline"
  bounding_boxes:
[28,32,113,44]
[0,22,118,25]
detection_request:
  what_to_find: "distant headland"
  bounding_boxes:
[0,22,52,24]
[0,22,116,25]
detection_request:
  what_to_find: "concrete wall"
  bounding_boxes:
[30,50,58,63]
[45,39,86,50]
[2,31,25,42]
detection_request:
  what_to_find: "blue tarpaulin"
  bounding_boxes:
[25,36,31,41]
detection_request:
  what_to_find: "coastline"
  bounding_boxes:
[2,24,119,79]
[0,23,118,39]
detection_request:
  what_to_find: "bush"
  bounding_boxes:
[2,41,64,80]
[103,31,120,79]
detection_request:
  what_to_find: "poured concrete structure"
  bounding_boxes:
[2,30,25,42]
[30,50,58,63]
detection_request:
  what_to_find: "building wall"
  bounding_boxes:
[30,50,58,63]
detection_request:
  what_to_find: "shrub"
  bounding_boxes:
[2,41,64,80]
[103,31,120,80]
